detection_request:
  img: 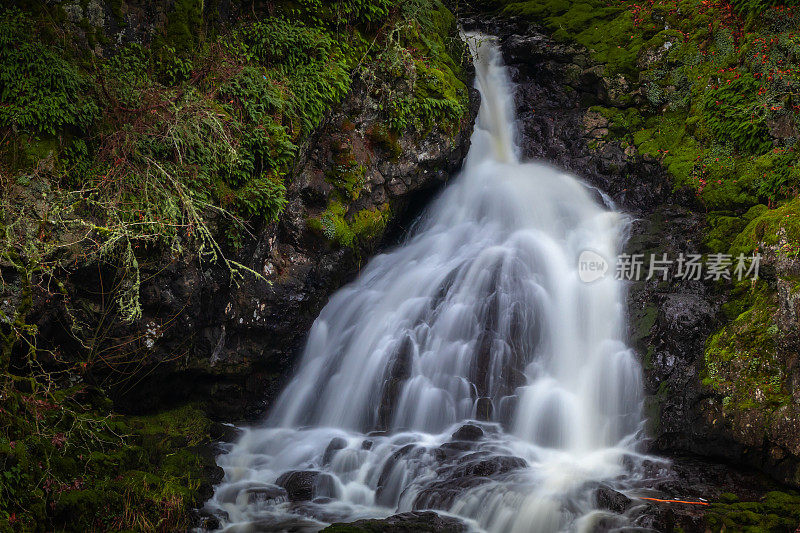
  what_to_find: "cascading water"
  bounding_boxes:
[205,35,661,533]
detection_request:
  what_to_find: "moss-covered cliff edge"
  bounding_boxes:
[0,1,477,530]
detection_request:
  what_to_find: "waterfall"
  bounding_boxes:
[206,35,654,533]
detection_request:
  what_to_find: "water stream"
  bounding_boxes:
[205,35,660,533]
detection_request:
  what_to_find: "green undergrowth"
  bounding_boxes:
[494,0,800,214]
[0,0,469,318]
[0,388,215,532]
[705,490,800,532]
[702,280,790,411]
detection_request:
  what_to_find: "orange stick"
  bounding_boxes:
[639,497,710,506]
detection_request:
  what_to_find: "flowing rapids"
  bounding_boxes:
[205,35,663,533]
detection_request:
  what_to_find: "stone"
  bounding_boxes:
[275,470,336,502]
[322,511,466,532]
[594,484,631,513]
[452,424,484,441]
[322,437,348,465]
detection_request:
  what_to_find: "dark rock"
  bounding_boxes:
[413,454,527,509]
[322,511,466,532]
[245,485,288,505]
[323,437,348,465]
[452,424,484,441]
[209,421,242,443]
[275,470,336,502]
[475,397,494,421]
[594,484,631,513]
[378,334,416,429]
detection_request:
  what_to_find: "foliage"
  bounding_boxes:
[702,74,772,155]
[0,9,98,137]
[496,0,800,245]
[310,201,391,249]
[730,195,800,256]
[234,17,354,133]
[0,391,215,532]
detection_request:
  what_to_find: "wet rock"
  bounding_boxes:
[497,395,519,429]
[413,454,527,510]
[453,455,527,478]
[245,485,287,505]
[276,470,336,502]
[452,424,484,441]
[594,484,631,513]
[322,511,466,532]
[377,334,416,429]
[323,437,348,465]
[475,397,493,421]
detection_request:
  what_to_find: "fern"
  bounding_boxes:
[0,8,98,136]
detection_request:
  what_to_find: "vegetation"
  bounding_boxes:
[706,490,800,532]
[702,280,789,411]
[0,0,469,529]
[1,398,216,531]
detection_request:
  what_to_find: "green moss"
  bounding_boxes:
[706,204,768,254]
[367,124,402,160]
[706,490,800,532]
[731,196,800,257]
[502,0,643,75]
[633,111,702,187]
[632,304,658,345]
[162,0,204,53]
[703,282,790,411]
[592,106,645,140]
[0,395,215,532]
[327,158,367,201]
[644,381,669,436]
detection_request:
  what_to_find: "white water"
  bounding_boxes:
[206,36,655,533]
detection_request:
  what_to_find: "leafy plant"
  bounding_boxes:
[0,9,98,136]
[702,74,772,155]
